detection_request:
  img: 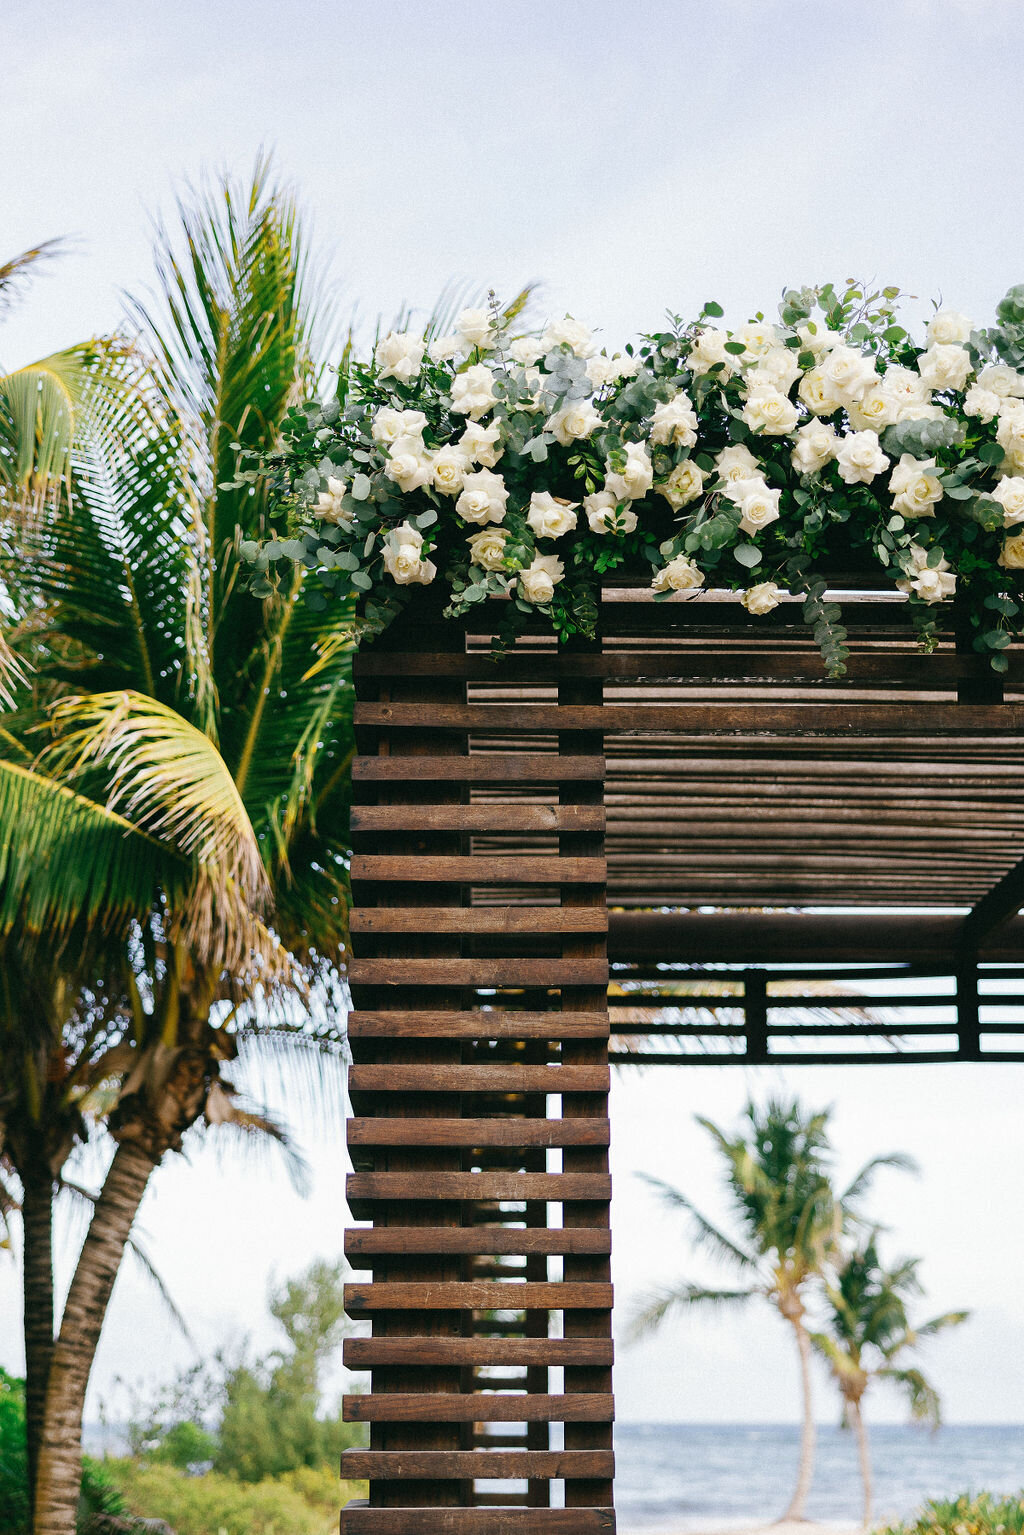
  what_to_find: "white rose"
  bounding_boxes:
[527,491,579,539]
[726,476,782,536]
[455,307,494,349]
[927,310,973,346]
[650,393,699,447]
[880,365,930,407]
[997,411,1024,470]
[889,453,943,519]
[978,363,1024,398]
[385,435,434,493]
[735,322,780,362]
[742,385,799,436]
[790,421,839,476]
[964,386,1001,423]
[456,468,509,524]
[688,328,737,378]
[313,475,351,526]
[657,459,706,510]
[584,490,638,533]
[431,444,472,497]
[450,363,499,419]
[428,333,461,363]
[467,527,509,571]
[541,316,595,357]
[992,476,1024,527]
[796,324,842,360]
[748,346,801,395]
[896,544,956,603]
[899,402,946,423]
[847,385,901,432]
[999,531,1024,569]
[518,552,565,604]
[545,400,603,446]
[741,581,784,615]
[715,443,761,483]
[917,343,973,393]
[798,366,840,416]
[651,554,705,593]
[372,407,427,445]
[383,524,436,586]
[374,330,426,384]
[835,430,890,485]
[459,421,504,467]
[586,353,639,388]
[821,344,877,405]
[509,336,544,366]
[605,441,653,500]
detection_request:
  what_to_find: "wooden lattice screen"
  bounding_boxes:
[341,611,615,1534]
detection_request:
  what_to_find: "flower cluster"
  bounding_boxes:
[241,282,1024,674]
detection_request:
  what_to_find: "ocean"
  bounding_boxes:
[614,1423,1024,1530]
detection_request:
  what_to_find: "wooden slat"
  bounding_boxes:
[344,1394,614,1423]
[348,1119,611,1148]
[342,1451,614,1480]
[345,1282,612,1311]
[341,1507,615,1531]
[348,1011,609,1040]
[355,701,1024,736]
[347,1175,609,1201]
[351,855,607,884]
[350,909,608,935]
[346,1228,612,1257]
[345,1337,614,1367]
[353,755,604,781]
[348,1065,610,1092]
[349,958,609,986]
[351,805,605,832]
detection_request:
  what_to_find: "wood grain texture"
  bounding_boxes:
[341,1451,615,1480]
[344,1282,613,1311]
[348,958,610,986]
[348,1064,610,1092]
[347,1011,609,1039]
[345,1337,614,1367]
[346,1174,611,1203]
[341,1507,615,1532]
[344,1394,614,1423]
[350,909,608,934]
[350,855,607,884]
[347,1118,611,1148]
[353,755,605,781]
[345,1227,612,1257]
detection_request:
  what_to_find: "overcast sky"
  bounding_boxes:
[3,0,1024,1426]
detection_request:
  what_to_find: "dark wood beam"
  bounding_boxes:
[958,859,1024,955]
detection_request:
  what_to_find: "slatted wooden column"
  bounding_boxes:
[341,616,616,1534]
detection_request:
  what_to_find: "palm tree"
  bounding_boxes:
[629,1097,915,1521]
[0,159,353,1535]
[811,1234,968,1527]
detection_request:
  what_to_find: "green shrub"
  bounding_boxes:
[0,1370,30,1535]
[875,1491,1024,1535]
[110,1460,366,1535]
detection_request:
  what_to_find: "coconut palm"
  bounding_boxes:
[811,1234,968,1526]
[629,1098,915,1521]
[0,159,354,1535]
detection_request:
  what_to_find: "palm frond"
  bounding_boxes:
[0,757,171,937]
[627,1281,756,1343]
[877,1365,942,1427]
[44,690,269,908]
[0,240,67,315]
[842,1151,919,1209]
[636,1173,758,1271]
[201,1078,311,1196]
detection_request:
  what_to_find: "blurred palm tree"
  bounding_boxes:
[811,1233,968,1526]
[629,1097,915,1521]
[0,158,354,1535]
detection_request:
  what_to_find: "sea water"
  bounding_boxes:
[615,1423,1024,1530]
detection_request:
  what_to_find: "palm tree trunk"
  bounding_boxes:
[782,1315,816,1520]
[21,1159,54,1511]
[33,1140,155,1535]
[849,1396,873,1527]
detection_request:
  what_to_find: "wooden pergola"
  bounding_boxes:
[339,584,1024,1534]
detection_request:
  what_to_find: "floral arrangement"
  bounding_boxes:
[240,281,1024,674]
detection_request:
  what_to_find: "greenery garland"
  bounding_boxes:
[239,280,1024,675]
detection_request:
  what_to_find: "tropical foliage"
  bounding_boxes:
[0,159,353,1535]
[629,1098,916,1521]
[244,281,1024,675]
[875,1491,1024,1535]
[812,1234,969,1524]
